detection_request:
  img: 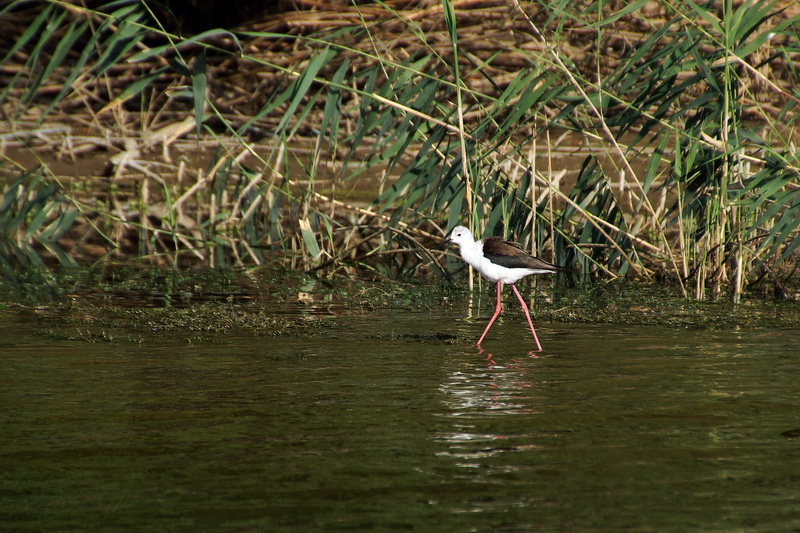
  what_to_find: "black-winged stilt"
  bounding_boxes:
[448,225,564,350]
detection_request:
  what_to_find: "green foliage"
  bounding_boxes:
[0,169,77,273]
[0,0,799,298]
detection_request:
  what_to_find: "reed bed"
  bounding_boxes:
[1,0,799,300]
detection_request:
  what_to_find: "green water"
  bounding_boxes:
[2,307,799,531]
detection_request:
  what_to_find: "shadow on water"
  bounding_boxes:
[2,297,800,531]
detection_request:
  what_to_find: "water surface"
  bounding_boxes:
[2,307,799,531]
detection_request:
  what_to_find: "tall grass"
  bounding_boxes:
[0,0,798,298]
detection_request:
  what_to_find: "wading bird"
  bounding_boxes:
[448,225,564,350]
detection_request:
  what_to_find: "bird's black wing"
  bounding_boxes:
[482,237,563,271]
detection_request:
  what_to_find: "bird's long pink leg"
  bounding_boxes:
[477,280,503,345]
[511,284,543,352]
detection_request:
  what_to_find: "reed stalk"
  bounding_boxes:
[0,0,798,297]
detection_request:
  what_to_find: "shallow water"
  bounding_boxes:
[2,306,800,531]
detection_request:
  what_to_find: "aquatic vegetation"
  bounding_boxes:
[1,0,799,299]
[18,271,800,345]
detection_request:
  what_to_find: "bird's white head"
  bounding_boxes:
[447,225,475,248]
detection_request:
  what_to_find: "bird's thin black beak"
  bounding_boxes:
[433,236,451,250]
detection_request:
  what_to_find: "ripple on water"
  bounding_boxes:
[1,314,799,531]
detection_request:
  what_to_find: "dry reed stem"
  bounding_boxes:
[2,0,798,276]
